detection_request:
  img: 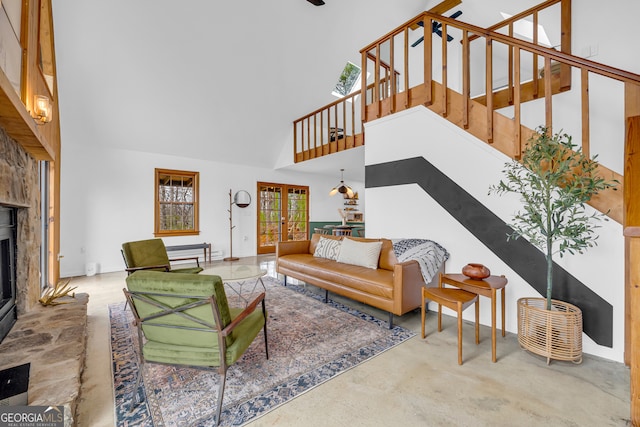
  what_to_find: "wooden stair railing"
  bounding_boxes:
[468,0,572,99]
[359,3,640,225]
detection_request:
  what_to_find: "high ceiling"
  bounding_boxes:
[51,0,433,181]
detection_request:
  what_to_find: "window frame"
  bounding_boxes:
[154,168,200,237]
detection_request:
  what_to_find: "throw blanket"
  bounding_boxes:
[392,239,450,284]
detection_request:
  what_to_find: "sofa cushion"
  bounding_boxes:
[309,234,397,271]
[313,236,341,260]
[278,254,395,300]
[337,238,383,269]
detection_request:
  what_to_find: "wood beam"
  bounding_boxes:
[625,83,640,370]
[629,234,640,426]
[409,0,462,30]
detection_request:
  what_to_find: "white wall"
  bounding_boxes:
[59,144,363,278]
[56,0,639,363]
[364,107,625,362]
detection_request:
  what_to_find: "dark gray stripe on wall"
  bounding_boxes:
[366,157,613,347]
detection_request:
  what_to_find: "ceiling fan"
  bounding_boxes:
[307,0,325,5]
[411,10,463,47]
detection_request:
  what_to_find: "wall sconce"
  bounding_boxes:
[32,95,52,124]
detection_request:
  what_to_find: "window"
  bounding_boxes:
[331,61,362,99]
[38,0,56,94]
[0,0,23,93]
[154,168,199,236]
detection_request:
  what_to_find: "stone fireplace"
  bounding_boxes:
[0,206,17,342]
[0,127,90,425]
[0,127,42,340]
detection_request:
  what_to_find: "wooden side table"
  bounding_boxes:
[439,273,508,362]
[422,286,479,365]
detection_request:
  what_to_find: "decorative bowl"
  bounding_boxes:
[462,263,490,280]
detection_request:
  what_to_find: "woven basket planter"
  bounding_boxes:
[517,297,583,365]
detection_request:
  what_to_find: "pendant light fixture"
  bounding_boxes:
[329,169,354,198]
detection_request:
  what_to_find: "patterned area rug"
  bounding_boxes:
[111,276,415,426]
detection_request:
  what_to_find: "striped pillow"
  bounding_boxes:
[313,237,342,260]
[337,238,382,269]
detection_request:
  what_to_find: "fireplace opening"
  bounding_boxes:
[0,206,17,343]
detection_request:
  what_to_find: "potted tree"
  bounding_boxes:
[489,127,617,364]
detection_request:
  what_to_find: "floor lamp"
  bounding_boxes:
[223,189,251,261]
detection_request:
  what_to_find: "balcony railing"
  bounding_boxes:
[292,89,364,163]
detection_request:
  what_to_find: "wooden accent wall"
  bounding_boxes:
[624,78,640,425]
[0,0,61,284]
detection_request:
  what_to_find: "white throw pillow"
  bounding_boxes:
[337,238,383,269]
[313,237,342,260]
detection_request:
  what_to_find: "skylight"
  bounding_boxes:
[332,62,362,99]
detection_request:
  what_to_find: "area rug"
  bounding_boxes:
[111,276,415,426]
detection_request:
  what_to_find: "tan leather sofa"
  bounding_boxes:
[276,233,442,328]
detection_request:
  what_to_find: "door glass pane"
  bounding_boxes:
[258,185,282,250]
[287,188,308,241]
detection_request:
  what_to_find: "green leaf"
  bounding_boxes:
[489,126,617,305]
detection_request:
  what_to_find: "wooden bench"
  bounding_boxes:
[165,242,212,263]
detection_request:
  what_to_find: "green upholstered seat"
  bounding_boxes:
[121,238,203,275]
[124,270,268,425]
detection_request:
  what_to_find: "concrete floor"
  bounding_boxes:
[73,256,631,426]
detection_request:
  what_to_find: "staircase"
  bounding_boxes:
[294,0,640,223]
[293,1,640,422]
[294,0,640,224]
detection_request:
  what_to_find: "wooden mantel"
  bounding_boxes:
[0,69,54,160]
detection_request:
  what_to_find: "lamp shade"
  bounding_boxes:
[33,95,52,124]
[330,169,353,197]
[234,190,251,208]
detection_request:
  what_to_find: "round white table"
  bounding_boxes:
[203,264,267,305]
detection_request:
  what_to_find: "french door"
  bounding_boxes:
[257,182,309,254]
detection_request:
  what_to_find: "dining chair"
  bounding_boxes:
[314,228,330,235]
[352,227,365,237]
[332,228,352,236]
[124,270,269,426]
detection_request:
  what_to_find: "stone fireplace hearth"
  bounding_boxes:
[0,129,88,426]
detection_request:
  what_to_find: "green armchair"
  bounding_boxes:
[123,270,269,426]
[121,238,204,275]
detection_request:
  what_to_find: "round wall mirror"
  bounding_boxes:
[234,190,251,208]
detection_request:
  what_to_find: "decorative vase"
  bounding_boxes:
[462,263,490,280]
[517,297,582,365]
